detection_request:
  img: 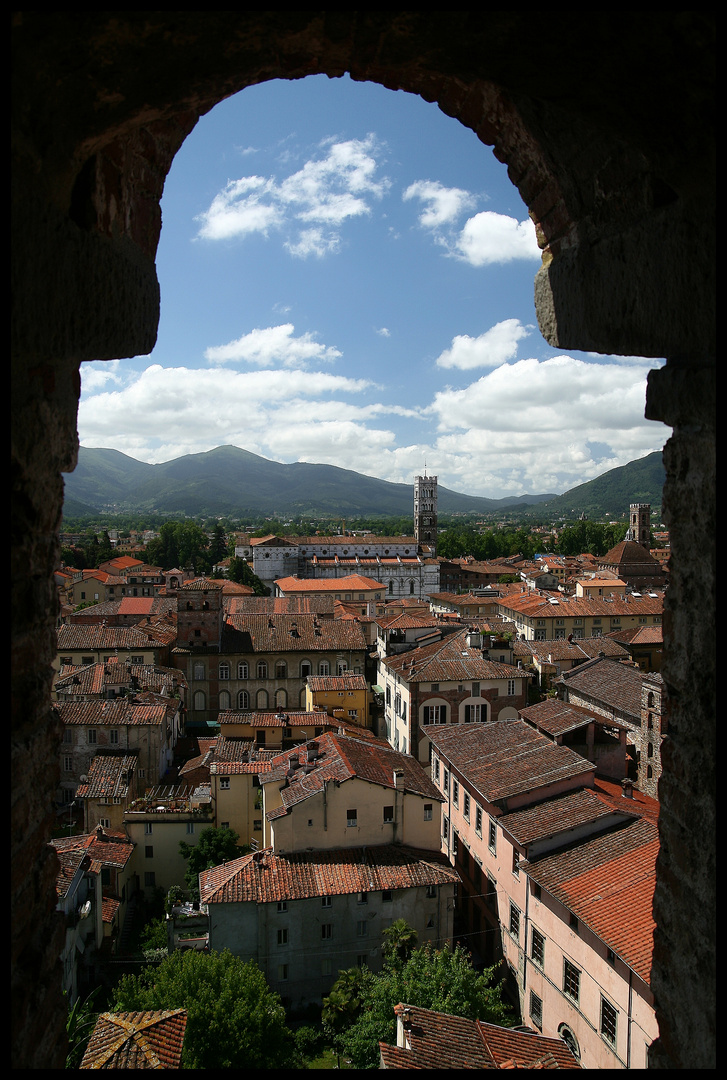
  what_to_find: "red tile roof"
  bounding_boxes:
[200,845,458,904]
[261,732,442,813]
[80,1010,187,1069]
[520,816,658,984]
[426,721,594,806]
[379,1004,580,1069]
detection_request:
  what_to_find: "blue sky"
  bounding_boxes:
[77,74,669,500]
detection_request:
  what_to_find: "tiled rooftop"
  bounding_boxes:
[80,1010,187,1069]
[200,844,458,904]
[274,574,385,592]
[498,787,637,847]
[520,815,658,984]
[426,721,594,807]
[382,627,530,683]
[557,656,646,719]
[75,749,138,800]
[261,732,442,813]
[222,612,367,652]
[379,1004,580,1069]
[54,698,169,727]
[519,697,632,736]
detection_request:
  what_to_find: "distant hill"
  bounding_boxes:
[529,450,665,520]
[61,444,663,521]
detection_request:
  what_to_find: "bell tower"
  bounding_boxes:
[414,471,438,555]
[626,503,651,549]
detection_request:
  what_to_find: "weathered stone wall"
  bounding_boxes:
[12,12,714,1069]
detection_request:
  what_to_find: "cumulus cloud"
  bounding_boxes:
[194,135,390,257]
[435,319,533,370]
[204,324,342,368]
[403,180,477,229]
[454,210,541,266]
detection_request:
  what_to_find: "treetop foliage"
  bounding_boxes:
[110,948,296,1069]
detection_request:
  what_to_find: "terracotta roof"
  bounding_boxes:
[200,844,458,905]
[498,591,663,619]
[382,627,530,684]
[222,612,367,652]
[275,574,385,592]
[517,636,630,663]
[226,595,335,615]
[520,815,658,984]
[498,787,637,848]
[178,577,223,591]
[592,776,660,822]
[378,1004,580,1069]
[80,1010,187,1069]
[519,697,633,736]
[306,673,367,692]
[76,749,138,800]
[51,827,135,869]
[261,732,442,812]
[54,660,185,697]
[557,656,645,720]
[57,623,175,650]
[426,721,594,807]
[52,846,91,899]
[53,699,169,727]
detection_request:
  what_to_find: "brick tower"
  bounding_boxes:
[414,472,438,555]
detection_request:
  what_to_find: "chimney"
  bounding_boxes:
[621,778,634,799]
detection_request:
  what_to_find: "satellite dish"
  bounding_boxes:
[79,775,88,782]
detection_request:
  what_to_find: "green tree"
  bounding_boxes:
[208,522,228,566]
[178,826,244,899]
[64,986,102,1068]
[226,555,271,595]
[110,948,296,1069]
[381,918,419,966]
[334,943,514,1069]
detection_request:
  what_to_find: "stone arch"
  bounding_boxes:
[12,13,715,1069]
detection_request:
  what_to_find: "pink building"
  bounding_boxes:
[426,721,659,1068]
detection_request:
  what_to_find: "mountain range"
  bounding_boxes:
[61,444,664,521]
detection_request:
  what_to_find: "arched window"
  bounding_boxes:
[256,689,269,709]
[648,742,654,758]
[238,662,248,679]
[299,687,307,708]
[337,660,347,675]
[257,660,268,679]
[300,660,312,678]
[318,661,330,676]
[409,580,415,594]
[218,662,229,679]
[275,660,287,679]
[388,581,394,595]
[193,690,205,711]
[557,1025,580,1062]
[193,661,205,681]
[275,688,287,708]
[647,691,655,708]
[218,690,231,710]
[238,690,249,709]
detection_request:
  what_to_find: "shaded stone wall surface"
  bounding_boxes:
[12,12,714,1069]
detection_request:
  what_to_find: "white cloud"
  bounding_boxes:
[79,359,123,393]
[204,324,342,368]
[454,210,541,266]
[435,319,533,370]
[376,327,391,337]
[194,136,390,257]
[403,180,476,229]
[194,177,282,241]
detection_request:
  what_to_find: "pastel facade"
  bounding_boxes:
[378,627,531,763]
[426,720,659,1068]
[496,591,662,641]
[260,732,443,854]
[199,845,458,1009]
